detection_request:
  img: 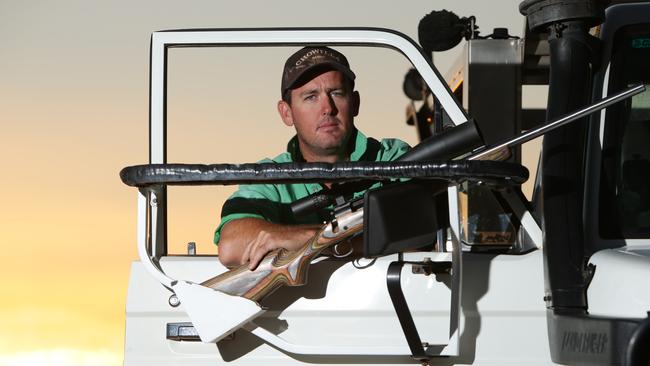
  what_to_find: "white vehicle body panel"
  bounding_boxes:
[125,250,553,365]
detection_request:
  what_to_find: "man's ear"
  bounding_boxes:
[277,100,294,127]
[352,91,360,117]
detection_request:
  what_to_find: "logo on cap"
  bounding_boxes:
[281,46,356,98]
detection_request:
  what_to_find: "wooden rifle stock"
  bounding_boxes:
[201,206,364,303]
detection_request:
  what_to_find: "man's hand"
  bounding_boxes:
[240,225,319,270]
[218,218,320,270]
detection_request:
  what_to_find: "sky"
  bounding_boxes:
[0,1,533,364]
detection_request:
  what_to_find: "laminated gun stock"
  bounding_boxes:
[201,206,364,302]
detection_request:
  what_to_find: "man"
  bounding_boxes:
[215,46,409,269]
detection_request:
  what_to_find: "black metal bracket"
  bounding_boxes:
[387,260,429,361]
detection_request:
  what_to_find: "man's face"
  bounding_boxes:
[278,70,359,162]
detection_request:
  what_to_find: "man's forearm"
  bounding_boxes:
[217,218,320,268]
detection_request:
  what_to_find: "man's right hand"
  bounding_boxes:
[217,218,320,270]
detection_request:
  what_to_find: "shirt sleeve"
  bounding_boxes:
[213,183,281,245]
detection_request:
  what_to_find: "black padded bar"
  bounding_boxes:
[120,160,528,187]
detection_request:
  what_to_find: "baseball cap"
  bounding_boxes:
[281,46,356,98]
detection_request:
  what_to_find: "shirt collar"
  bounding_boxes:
[286,128,367,162]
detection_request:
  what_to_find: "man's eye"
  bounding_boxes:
[331,90,345,97]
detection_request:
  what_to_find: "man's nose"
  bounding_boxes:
[320,94,337,115]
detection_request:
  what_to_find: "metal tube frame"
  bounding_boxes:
[143,27,471,258]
